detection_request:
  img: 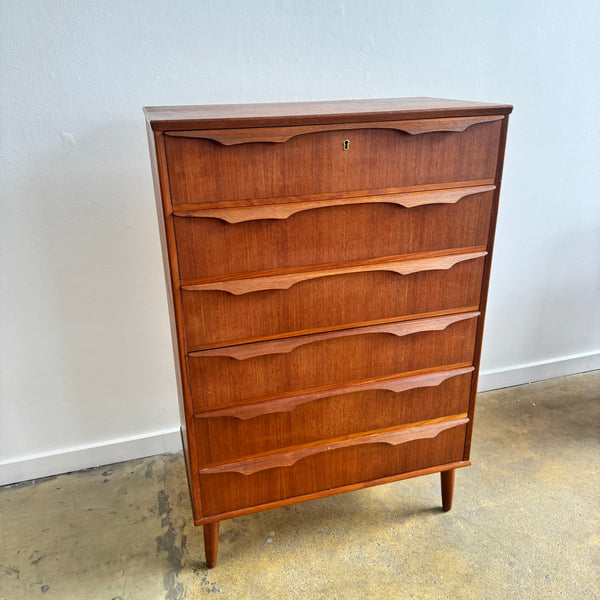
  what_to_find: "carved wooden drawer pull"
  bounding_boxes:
[199,415,469,475]
[181,248,487,295]
[190,312,479,361]
[166,115,504,146]
[173,185,495,224]
[194,366,474,420]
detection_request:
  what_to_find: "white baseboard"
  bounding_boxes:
[478,350,600,392]
[1,352,598,487]
[0,428,182,487]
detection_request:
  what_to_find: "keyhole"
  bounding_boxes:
[343,139,350,151]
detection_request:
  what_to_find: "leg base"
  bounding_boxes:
[441,469,455,512]
[203,522,220,568]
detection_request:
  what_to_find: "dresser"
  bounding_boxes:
[144,98,512,567]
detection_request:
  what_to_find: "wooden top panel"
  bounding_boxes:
[144,97,513,131]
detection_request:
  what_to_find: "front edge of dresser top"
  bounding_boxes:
[145,97,512,568]
[144,97,512,130]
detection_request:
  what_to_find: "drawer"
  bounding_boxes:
[194,368,473,465]
[174,187,494,280]
[198,418,468,516]
[164,117,503,206]
[188,312,478,410]
[181,251,486,349]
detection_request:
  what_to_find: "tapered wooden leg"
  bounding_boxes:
[203,522,220,568]
[441,469,455,511]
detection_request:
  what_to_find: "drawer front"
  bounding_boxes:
[194,370,473,465]
[198,422,467,516]
[174,190,493,280]
[165,120,502,206]
[188,313,478,410]
[181,256,485,349]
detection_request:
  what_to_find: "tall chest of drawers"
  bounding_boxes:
[144,98,512,567]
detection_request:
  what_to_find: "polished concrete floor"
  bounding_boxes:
[1,371,598,599]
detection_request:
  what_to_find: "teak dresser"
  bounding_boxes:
[144,97,512,567]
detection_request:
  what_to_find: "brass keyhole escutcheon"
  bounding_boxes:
[343,139,350,151]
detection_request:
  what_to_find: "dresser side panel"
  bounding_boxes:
[146,124,204,520]
[463,114,511,459]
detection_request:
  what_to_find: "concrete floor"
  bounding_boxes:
[1,371,598,600]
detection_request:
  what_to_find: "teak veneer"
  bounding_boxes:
[144,97,512,568]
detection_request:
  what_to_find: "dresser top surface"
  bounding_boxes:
[144,97,512,131]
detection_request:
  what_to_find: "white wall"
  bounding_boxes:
[1,0,599,484]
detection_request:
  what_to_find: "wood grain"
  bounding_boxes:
[192,369,474,465]
[181,257,486,349]
[165,120,502,205]
[199,415,468,475]
[174,191,493,281]
[194,461,471,525]
[198,424,468,515]
[187,315,478,410]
